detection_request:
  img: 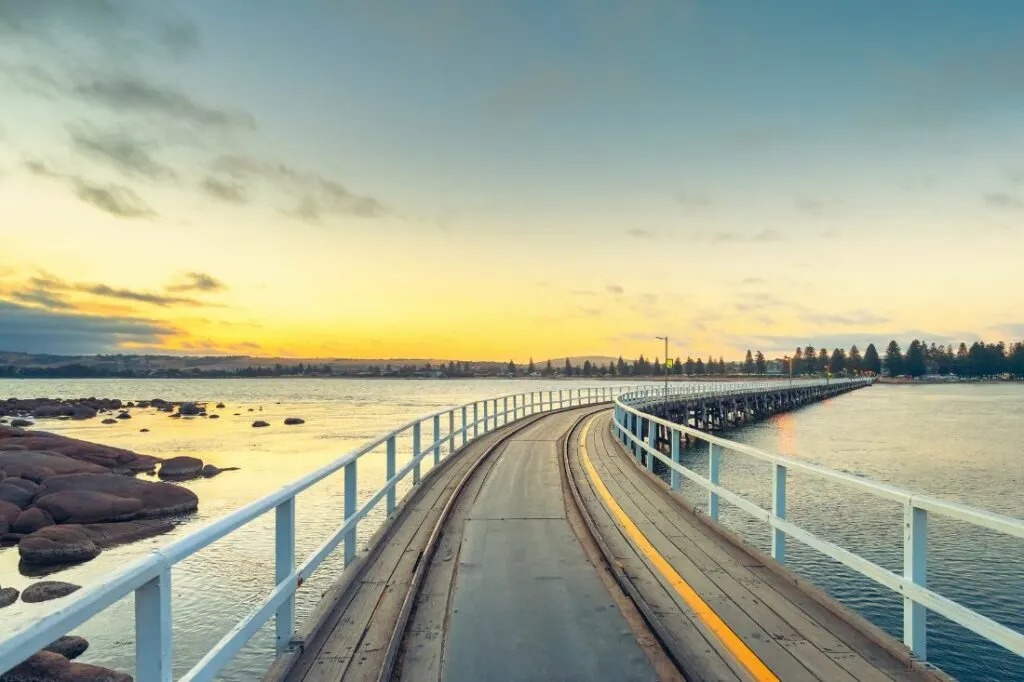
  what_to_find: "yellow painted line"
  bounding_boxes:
[579,416,780,682]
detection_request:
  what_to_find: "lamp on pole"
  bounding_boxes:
[784,355,792,387]
[655,336,669,398]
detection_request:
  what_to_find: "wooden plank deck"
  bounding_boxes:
[271,420,522,682]
[573,411,946,682]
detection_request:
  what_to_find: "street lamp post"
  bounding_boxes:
[784,355,793,387]
[655,336,669,398]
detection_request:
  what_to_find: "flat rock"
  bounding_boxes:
[208,414,220,419]
[44,636,89,660]
[284,417,305,425]
[178,402,201,416]
[36,474,198,518]
[0,451,109,482]
[70,405,97,420]
[252,420,269,428]
[100,419,117,425]
[13,508,54,534]
[0,484,34,508]
[0,650,131,682]
[3,478,39,495]
[3,435,159,473]
[82,519,173,548]
[35,491,142,524]
[0,587,18,608]
[116,412,131,420]
[139,428,150,433]
[21,580,81,603]
[199,464,239,478]
[10,419,33,428]
[158,456,203,481]
[215,403,225,408]
[18,526,100,566]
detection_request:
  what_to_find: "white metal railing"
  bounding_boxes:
[2,380,770,681]
[613,382,1024,664]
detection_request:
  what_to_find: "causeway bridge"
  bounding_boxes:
[2,379,1023,681]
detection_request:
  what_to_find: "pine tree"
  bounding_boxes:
[863,344,881,374]
[793,348,804,375]
[744,350,755,374]
[544,359,553,376]
[755,351,766,374]
[684,357,694,376]
[694,358,705,375]
[507,360,517,376]
[673,356,683,375]
[905,340,926,377]
[616,356,627,376]
[848,345,862,374]
[564,358,573,376]
[829,348,846,375]
[884,340,904,377]
[527,357,535,374]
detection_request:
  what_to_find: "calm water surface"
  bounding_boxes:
[0,379,1021,681]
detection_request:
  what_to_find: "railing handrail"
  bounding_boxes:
[613,383,1024,666]
[1,380,785,680]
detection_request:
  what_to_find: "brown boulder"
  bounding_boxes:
[31,404,72,419]
[252,420,269,428]
[208,414,220,419]
[116,412,131,420]
[13,508,54,534]
[36,474,198,518]
[0,484,34,508]
[45,636,89,660]
[0,500,19,525]
[0,451,109,481]
[10,419,34,428]
[284,417,305,425]
[101,419,117,425]
[0,425,26,438]
[18,526,100,565]
[21,580,81,603]
[70,405,97,420]
[158,456,203,480]
[0,587,18,608]
[35,491,142,524]
[0,651,131,682]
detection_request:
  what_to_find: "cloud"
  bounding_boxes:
[73,179,155,218]
[0,300,175,354]
[625,228,657,239]
[166,272,225,293]
[9,288,73,310]
[740,277,766,285]
[983,192,1023,209]
[0,1,201,61]
[606,284,625,295]
[25,157,156,218]
[800,310,891,326]
[74,74,255,130]
[689,229,784,243]
[68,124,175,180]
[29,274,203,307]
[212,155,386,220]
[735,292,787,312]
[675,192,713,209]
[795,198,841,216]
[200,176,247,203]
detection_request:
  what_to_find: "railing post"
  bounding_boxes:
[344,461,357,565]
[559,389,564,408]
[473,403,479,438]
[670,429,681,490]
[513,394,518,419]
[482,401,489,434]
[503,397,508,425]
[412,422,422,484]
[461,406,468,445]
[531,391,535,414]
[904,503,928,659]
[771,463,787,563]
[275,497,296,654]
[647,418,657,472]
[708,443,722,521]
[386,436,396,514]
[433,414,441,465]
[448,410,455,455]
[135,566,172,682]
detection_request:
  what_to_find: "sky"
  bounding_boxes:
[2,0,1024,361]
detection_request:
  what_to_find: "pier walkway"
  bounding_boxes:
[1,380,1021,682]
